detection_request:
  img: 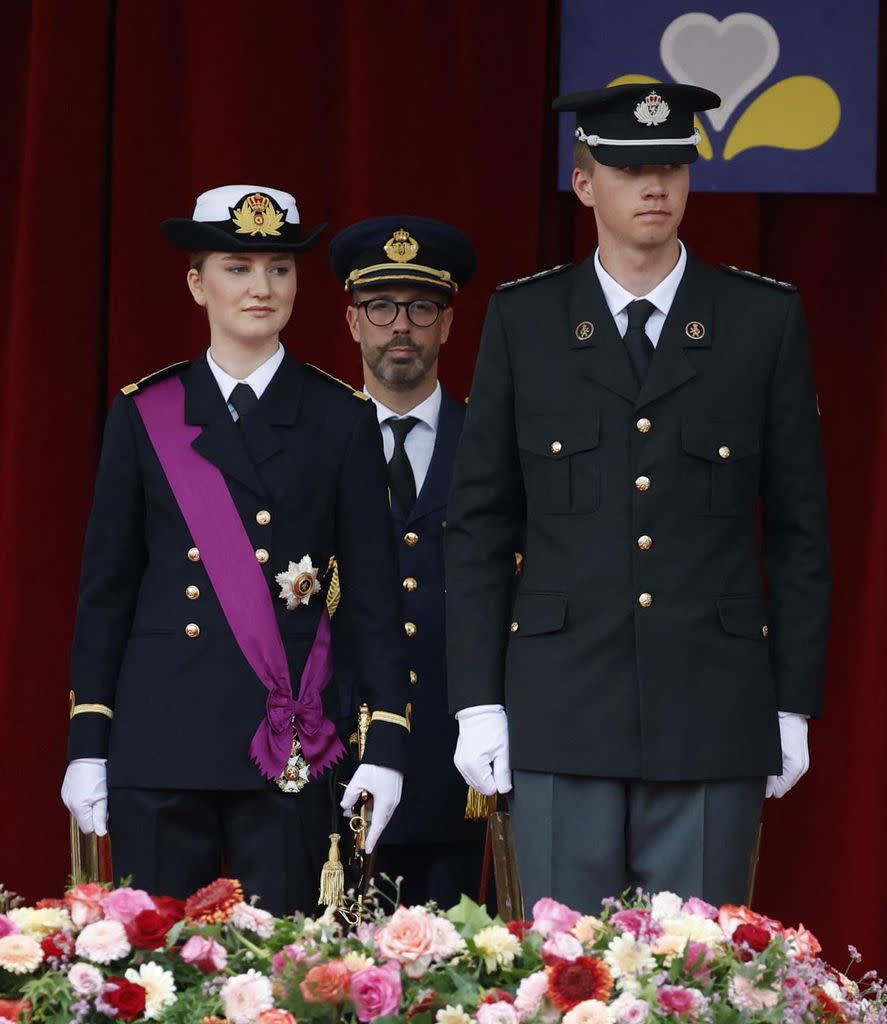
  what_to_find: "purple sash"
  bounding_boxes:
[134,376,345,781]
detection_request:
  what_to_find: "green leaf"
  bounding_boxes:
[445,895,495,937]
[164,918,187,949]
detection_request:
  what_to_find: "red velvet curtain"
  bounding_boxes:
[2,0,884,969]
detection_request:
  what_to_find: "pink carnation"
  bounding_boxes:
[532,898,582,937]
[100,888,155,925]
[657,985,707,1019]
[65,883,107,928]
[272,942,321,974]
[375,906,435,962]
[477,1000,520,1024]
[221,969,274,1024]
[350,963,403,1023]
[180,934,228,973]
[74,919,131,964]
[611,994,649,1024]
[683,942,714,983]
[230,903,275,940]
[610,910,662,943]
[682,897,718,920]
[542,932,584,964]
[729,974,779,1012]
[0,917,18,939]
[515,971,550,1018]
[68,962,105,996]
[430,917,465,959]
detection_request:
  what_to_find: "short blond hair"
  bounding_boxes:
[573,140,596,175]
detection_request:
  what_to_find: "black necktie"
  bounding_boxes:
[229,382,258,423]
[624,299,657,383]
[386,416,419,511]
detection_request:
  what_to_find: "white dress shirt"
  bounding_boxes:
[594,241,687,347]
[206,344,285,419]
[368,382,441,497]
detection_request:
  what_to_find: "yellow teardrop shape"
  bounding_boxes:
[605,74,713,160]
[723,76,841,160]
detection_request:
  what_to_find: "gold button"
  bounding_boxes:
[638,592,653,608]
[255,548,269,564]
[638,535,653,551]
[256,510,271,526]
[762,624,770,638]
[635,476,651,492]
[187,547,201,562]
[185,623,200,638]
[404,621,417,638]
[403,577,418,592]
[550,441,563,455]
[186,585,200,600]
[510,621,519,633]
[409,670,419,685]
[404,532,419,547]
[637,418,652,434]
[719,445,731,460]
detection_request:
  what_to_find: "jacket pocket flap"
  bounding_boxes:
[682,422,760,461]
[517,416,600,458]
[511,591,567,636]
[718,596,768,639]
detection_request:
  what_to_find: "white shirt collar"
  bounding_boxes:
[205,344,285,403]
[368,381,442,433]
[594,241,687,320]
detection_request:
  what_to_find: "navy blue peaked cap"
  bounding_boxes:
[329,215,476,295]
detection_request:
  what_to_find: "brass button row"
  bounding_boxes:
[409,670,419,685]
[186,585,200,600]
[188,547,200,562]
[550,441,563,455]
[404,532,419,547]
[256,509,271,525]
[762,625,769,638]
[637,535,653,551]
[636,417,652,434]
[638,592,653,609]
[510,621,519,633]
[404,621,417,638]
[255,548,269,564]
[403,577,418,592]
[719,445,731,460]
[635,476,651,492]
[185,623,200,638]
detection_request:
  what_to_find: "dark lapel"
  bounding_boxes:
[568,255,639,404]
[636,249,714,409]
[409,388,464,523]
[239,351,303,464]
[184,353,268,498]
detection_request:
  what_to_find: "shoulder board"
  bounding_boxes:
[496,263,573,291]
[304,363,369,400]
[720,264,796,292]
[121,360,190,396]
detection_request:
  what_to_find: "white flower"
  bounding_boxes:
[611,993,649,1024]
[8,906,73,938]
[74,919,130,964]
[0,933,43,973]
[604,934,656,981]
[662,914,724,948]
[221,969,274,1024]
[473,925,521,971]
[572,915,605,944]
[431,917,466,960]
[515,971,549,1017]
[125,962,177,1019]
[231,902,276,940]
[68,962,104,996]
[436,1005,473,1024]
[650,892,683,921]
[562,999,616,1024]
[275,556,321,609]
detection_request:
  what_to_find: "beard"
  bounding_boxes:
[363,334,439,391]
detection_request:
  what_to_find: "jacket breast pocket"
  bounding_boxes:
[517,416,601,514]
[681,422,761,516]
[510,591,567,636]
[717,595,769,641]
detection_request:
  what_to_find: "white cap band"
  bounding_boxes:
[575,127,701,147]
[192,185,301,224]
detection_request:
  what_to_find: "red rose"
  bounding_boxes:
[0,999,31,1022]
[126,908,177,949]
[480,990,515,1005]
[548,956,614,1012]
[152,896,186,921]
[41,930,74,960]
[733,923,771,953]
[506,920,533,940]
[102,978,147,1022]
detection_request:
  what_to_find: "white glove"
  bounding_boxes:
[340,763,403,854]
[62,758,108,836]
[766,712,810,799]
[454,703,512,796]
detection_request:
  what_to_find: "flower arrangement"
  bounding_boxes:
[0,877,884,1024]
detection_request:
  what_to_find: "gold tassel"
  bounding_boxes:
[326,557,341,618]
[465,786,498,820]
[318,833,345,907]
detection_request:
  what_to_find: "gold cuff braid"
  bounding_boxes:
[370,707,412,732]
[70,703,114,721]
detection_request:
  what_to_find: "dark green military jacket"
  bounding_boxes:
[446,250,830,780]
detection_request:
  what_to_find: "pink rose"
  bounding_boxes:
[101,888,155,925]
[375,907,435,962]
[657,985,706,1019]
[180,934,228,973]
[256,1012,298,1024]
[0,917,18,939]
[542,932,584,964]
[65,884,107,928]
[515,972,550,1018]
[717,905,781,940]
[272,942,321,974]
[350,963,402,1023]
[682,897,718,920]
[532,898,582,937]
[68,962,104,996]
[683,942,714,983]
[610,910,662,943]
[781,924,822,960]
[477,1001,520,1024]
[300,961,351,1004]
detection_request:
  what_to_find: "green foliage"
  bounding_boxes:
[445,895,496,938]
[19,971,75,1024]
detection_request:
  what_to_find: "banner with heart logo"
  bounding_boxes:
[558,2,877,193]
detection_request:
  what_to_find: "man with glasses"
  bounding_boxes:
[329,215,484,906]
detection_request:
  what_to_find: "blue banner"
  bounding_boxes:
[558,2,879,193]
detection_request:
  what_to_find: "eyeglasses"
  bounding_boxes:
[355,298,447,327]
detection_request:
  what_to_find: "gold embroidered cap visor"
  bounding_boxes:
[329,214,477,297]
[553,83,721,167]
[161,184,326,253]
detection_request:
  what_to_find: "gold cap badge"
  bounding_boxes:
[384,229,420,263]
[231,193,285,237]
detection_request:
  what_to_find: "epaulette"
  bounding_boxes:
[496,263,573,291]
[120,360,190,396]
[721,264,797,292]
[304,363,370,400]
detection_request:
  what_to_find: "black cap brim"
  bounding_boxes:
[592,143,700,167]
[160,219,327,253]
